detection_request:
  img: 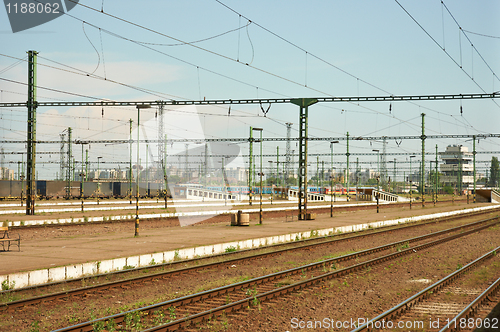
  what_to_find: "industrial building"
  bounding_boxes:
[439,145,474,191]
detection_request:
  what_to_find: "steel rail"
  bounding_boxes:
[142,220,500,331]
[1,207,494,310]
[52,217,500,332]
[439,275,500,332]
[351,246,500,332]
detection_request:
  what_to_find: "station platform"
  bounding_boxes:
[0,202,497,289]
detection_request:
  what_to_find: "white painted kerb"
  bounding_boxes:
[1,205,498,290]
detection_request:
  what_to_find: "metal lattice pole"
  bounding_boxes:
[66,127,72,199]
[26,50,38,215]
[421,113,426,207]
[285,122,292,183]
[291,98,317,220]
[157,104,165,191]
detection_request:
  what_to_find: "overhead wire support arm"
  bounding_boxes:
[1,92,500,108]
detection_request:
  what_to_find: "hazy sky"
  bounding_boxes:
[1,0,499,179]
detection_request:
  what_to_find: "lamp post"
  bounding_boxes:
[77,141,88,212]
[330,141,339,217]
[372,149,380,190]
[97,156,102,205]
[409,155,416,209]
[135,104,151,236]
[252,127,263,224]
[268,160,274,204]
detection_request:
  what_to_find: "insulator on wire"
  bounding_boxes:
[460,105,463,115]
[101,108,104,118]
[389,103,392,114]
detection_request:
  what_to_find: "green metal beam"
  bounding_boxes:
[291,98,318,220]
[2,92,500,108]
[26,50,37,215]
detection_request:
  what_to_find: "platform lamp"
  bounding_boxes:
[97,156,102,205]
[268,160,274,204]
[135,104,151,236]
[330,141,339,217]
[252,127,263,224]
[372,149,380,190]
[76,140,89,212]
[409,155,416,209]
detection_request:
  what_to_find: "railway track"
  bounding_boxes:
[2,208,496,310]
[50,216,500,332]
[352,246,500,332]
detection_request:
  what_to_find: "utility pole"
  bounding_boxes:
[157,104,165,192]
[473,136,476,203]
[276,146,280,190]
[316,156,319,190]
[129,118,133,205]
[66,127,72,199]
[285,122,292,184]
[59,132,65,181]
[164,134,168,208]
[85,149,88,181]
[421,113,426,208]
[321,160,324,194]
[393,158,396,193]
[346,132,350,201]
[146,143,149,197]
[26,50,38,215]
[435,144,438,204]
[249,127,253,206]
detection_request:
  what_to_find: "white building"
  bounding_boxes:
[439,145,474,190]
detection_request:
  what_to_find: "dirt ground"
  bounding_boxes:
[0,201,492,276]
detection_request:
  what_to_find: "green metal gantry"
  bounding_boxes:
[291,98,318,220]
[26,50,38,215]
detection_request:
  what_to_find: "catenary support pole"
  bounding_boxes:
[291,98,318,220]
[421,113,426,208]
[26,50,38,215]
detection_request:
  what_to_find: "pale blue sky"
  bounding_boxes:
[0,0,499,179]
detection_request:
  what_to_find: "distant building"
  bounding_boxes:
[0,167,15,180]
[439,145,474,190]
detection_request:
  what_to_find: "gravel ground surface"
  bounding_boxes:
[2,213,499,331]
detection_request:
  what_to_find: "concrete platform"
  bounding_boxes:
[0,202,497,289]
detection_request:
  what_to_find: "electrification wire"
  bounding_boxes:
[463,29,500,40]
[441,1,500,87]
[394,0,500,110]
[213,0,488,141]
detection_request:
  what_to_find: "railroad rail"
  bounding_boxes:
[2,208,496,310]
[51,217,500,331]
[352,246,500,332]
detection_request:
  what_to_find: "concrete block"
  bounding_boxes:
[48,266,66,283]
[164,250,176,262]
[9,272,29,289]
[212,244,224,254]
[223,242,238,251]
[99,260,114,273]
[179,248,195,260]
[82,262,97,276]
[66,265,82,280]
[150,252,163,265]
[0,275,7,288]
[113,257,127,271]
[28,269,49,286]
[127,255,140,268]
